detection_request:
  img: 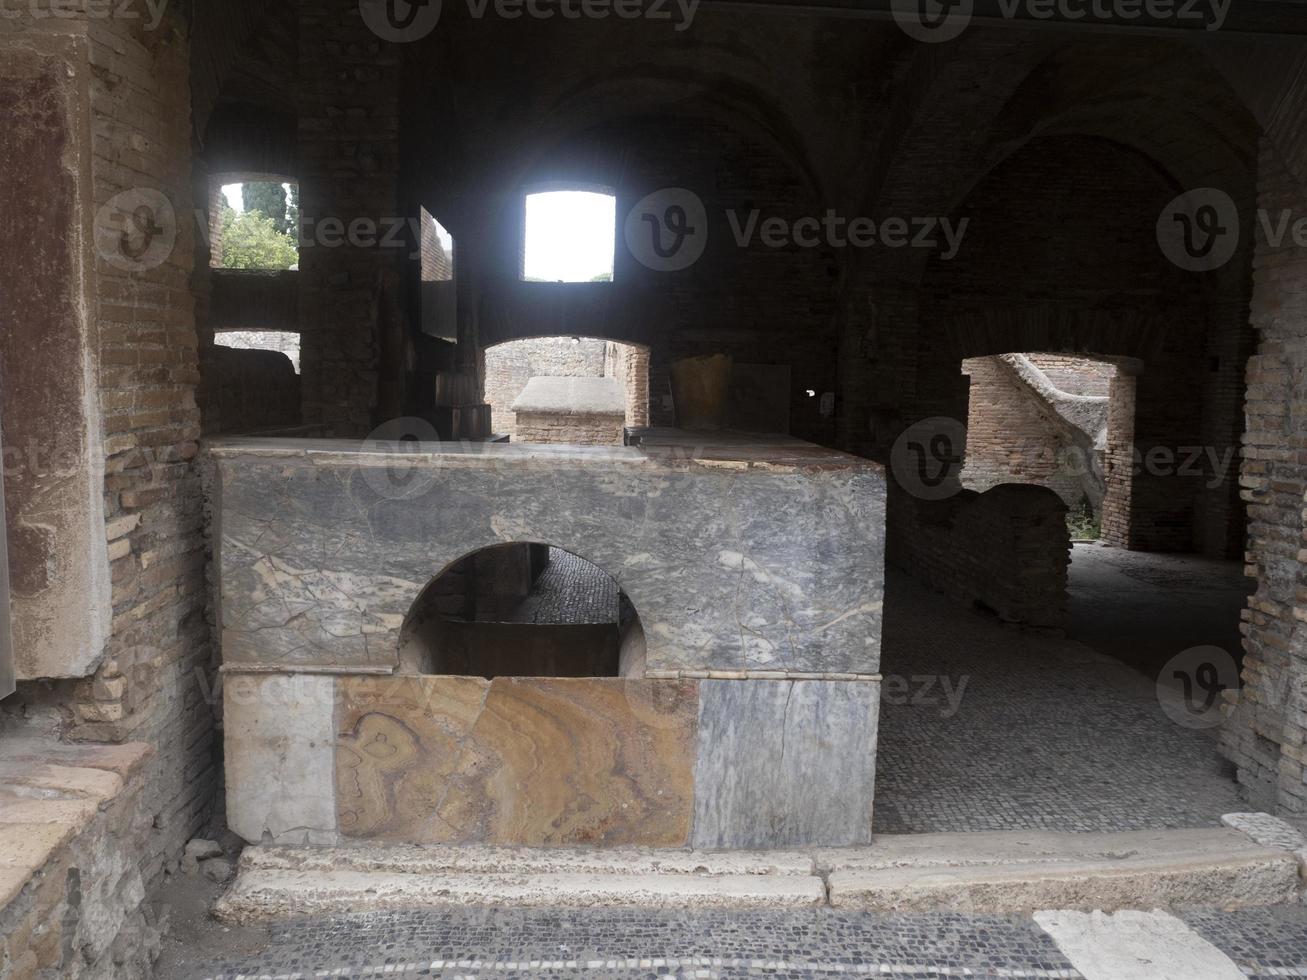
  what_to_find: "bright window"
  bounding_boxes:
[522,190,616,283]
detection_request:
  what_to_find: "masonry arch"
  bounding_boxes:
[399,542,646,680]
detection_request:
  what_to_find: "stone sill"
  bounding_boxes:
[0,737,152,910]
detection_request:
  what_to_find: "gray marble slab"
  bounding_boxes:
[691,679,879,848]
[213,438,885,675]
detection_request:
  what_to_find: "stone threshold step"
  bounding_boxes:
[214,869,827,923]
[824,826,1301,913]
[214,819,1305,923]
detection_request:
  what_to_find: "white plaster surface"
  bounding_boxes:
[224,673,338,844]
[1033,909,1246,980]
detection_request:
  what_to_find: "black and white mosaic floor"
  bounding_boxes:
[874,559,1246,833]
[175,905,1307,979]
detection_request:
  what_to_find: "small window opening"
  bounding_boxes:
[211,179,300,271]
[400,543,644,679]
[421,209,455,283]
[213,330,302,373]
[522,190,616,283]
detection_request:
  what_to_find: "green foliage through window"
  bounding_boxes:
[219,205,299,271]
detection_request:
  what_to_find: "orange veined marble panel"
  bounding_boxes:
[335,676,698,846]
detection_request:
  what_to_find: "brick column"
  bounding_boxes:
[298,0,403,435]
[1221,138,1307,815]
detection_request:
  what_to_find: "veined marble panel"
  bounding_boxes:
[214,438,886,675]
[691,679,879,849]
[335,675,698,847]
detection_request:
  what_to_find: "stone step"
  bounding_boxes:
[215,821,1304,923]
[214,868,827,923]
[823,827,1301,913]
[239,843,817,877]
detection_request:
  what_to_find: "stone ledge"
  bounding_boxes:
[239,843,816,878]
[0,736,156,977]
[824,827,1301,913]
[215,869,826,924]
[511,376,626,416]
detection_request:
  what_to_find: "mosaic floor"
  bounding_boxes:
[501,548,619,625]
[169,905,1307,979]
[874,559,1246,833]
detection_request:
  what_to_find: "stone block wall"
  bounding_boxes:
[888,483,1071,631]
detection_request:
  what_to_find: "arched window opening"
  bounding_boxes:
[400,543,644,679]
[521,188,616,283]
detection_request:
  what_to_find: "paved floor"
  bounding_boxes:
[1065,543,1250,681]
[875,560,1246,833]
[168,904,1307,979]
[502,548,619,625]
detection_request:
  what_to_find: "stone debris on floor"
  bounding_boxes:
[874,570,1245,834]
[170,904,1307,979]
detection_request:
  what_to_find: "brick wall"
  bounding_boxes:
[888,482,1071,631]
[484,338,648,436]
[1026,355,1115,397]
[0,5,217,974]
[606,342,651,428]
[1220,139,1307,814]
[914,135,1248,557]
[298,0,402,436]
[485,338,609,435]
[1099,371,1139,549]
[454,113,840,444]
[206,348,301,436]
[515,412,626,446]
[960,356,1100,511]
